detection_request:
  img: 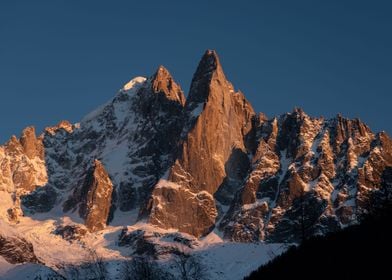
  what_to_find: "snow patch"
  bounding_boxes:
[190,102,204,118]
[242,198,270,211]
[123,76,146,91]
[196,242,287,280]
[155,179,182,190]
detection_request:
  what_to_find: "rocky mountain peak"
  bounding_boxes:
[150,65,186,106]
[45,120,74,136]
[329,114,375,159]
[186,49,228,107]
[334,114,372,136]
[147,51,255,237]
[4,135,23,156]
[292,107,309,119]
[92,158,104,169]
[20,126,43,160]
[196,49,221,76]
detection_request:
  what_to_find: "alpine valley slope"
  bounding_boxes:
[0,50,391,279]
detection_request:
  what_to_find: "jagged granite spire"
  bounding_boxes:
[151,65,186,106]
[78,160,113,232]
[20,127,44,160]
[186,50,226,106]
[148,50,255,237]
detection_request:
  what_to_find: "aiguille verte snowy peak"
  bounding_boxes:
[1,50,391,279]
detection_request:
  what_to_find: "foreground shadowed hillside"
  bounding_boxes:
[245,204,392,279]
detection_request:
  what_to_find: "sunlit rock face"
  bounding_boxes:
[221,110,392,242]
[67,159,114,232]
[147,50,255,237]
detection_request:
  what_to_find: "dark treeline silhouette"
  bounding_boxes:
[245,203,392,279]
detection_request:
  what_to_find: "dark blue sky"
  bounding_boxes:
[1,0,391,143]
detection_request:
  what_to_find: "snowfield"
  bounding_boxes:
[0,214,287,280]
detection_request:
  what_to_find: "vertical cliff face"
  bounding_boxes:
[77,160,114,232]
[148,50,255,237]
[171,50,254,195]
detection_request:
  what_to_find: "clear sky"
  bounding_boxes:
[1,0,391,143]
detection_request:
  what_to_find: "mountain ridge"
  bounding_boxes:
[0,50,391,279]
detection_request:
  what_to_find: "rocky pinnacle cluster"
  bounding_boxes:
[1,50,391,245]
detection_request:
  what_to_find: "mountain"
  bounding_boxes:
[0,50,391,279]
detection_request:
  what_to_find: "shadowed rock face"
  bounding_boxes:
[0,50,391,243]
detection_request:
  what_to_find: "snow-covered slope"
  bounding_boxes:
[0,214,286,279]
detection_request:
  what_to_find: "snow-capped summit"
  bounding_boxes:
[122,76,146,91]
